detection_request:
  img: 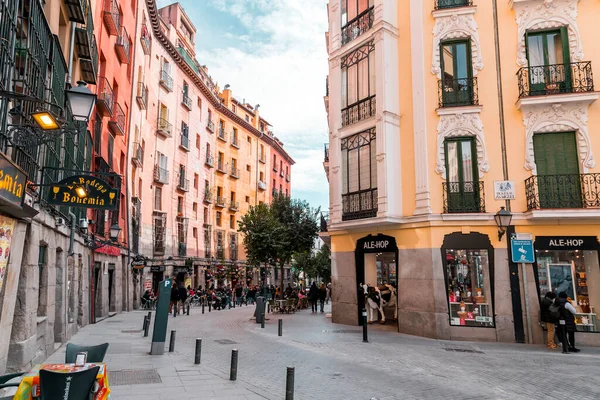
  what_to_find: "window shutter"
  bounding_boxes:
[533,132,579,175]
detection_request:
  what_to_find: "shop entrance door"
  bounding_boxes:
[152,271,164,295]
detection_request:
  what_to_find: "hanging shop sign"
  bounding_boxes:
[534,236,600,251]
[46,175,119,210]
[94,245,120,256]
[131,259,147,269]
[0,152,26,208]
[150,266,166,273]
[0,215,16,294]
[356,234,398,253]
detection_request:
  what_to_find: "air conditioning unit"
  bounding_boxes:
[55,217,66,226]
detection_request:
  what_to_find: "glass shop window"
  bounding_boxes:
[445,249,494,327]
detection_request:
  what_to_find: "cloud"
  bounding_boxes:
[191,0,330,209]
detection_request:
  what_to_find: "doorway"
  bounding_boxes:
[108,264,115,313]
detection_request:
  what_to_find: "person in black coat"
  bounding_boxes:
[177,283,188,315]
[540,292,558,349]
[308,282,319,313]
[556,291,580,354]
[318,284,327,313]
[170,282,179,314]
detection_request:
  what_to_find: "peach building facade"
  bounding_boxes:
[129,1,294,294]
[324,0,600,346]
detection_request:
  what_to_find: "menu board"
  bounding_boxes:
[0,215,15,293]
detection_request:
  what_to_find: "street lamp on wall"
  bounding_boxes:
[65,81,97,122]
[494,207,513,241]
[109,223,122,241]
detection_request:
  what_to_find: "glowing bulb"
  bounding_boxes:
[75,186,87,199]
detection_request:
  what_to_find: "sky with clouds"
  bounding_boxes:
[156,0,330,212]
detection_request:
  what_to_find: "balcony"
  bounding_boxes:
[342,188,378,221]
[136,82,148,110]
[216,196,226,208]
[341,95,376,127]
[230,166,240,179]
[286,174,290,182]
[434,0,473,10]
[438,78,479,108]
[229,201,239,212]
[205,154,214,168]
[218,128,227,142]
[178,242,187,257]
[108,102,125,136]
[115,25,131,64]
[231,134,239,148]
[65,0,86,23]
[273,164,278,173]
[75,0,97,84]
[216,160,227,174]
[341,6,374,45]
[160,69,173,92]
[517,62,594,98]
[96,77,114,117]
[525,174,600,210]
[132,142,143,167]
[180,132,190,151]
[182,93,192,110]
[156,117,172,137]
[140,23,151,55]
[131,197,141,253]
[258,181,267,191]
[280,170,284,178]
[153,165,169,184]
[207,120,215,132]
[203,189,213,204]
[177,176,190,192]
[442,181,485,213]
[103,0,120,36]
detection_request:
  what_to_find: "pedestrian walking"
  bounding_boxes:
[540,291,559,349]
[557,292,580,354]
[325,283,332,305]
[318,283,327,313]
[309,282,318,313]
[235,284,243,306]
[170,280,179,314]
[178,282,188,314]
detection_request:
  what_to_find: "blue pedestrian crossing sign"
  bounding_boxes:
[511,238,535,263]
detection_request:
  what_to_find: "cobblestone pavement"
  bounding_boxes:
[45,303,600,400]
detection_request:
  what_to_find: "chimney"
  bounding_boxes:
[222,84,232,108]
[254,104,260,130]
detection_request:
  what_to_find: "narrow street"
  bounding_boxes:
[45,303,600,400]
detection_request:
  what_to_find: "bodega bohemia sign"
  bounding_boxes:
[47,175,119,210]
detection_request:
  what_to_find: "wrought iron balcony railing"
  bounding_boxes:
[438,77,479,107]
[258,181,267,191]
[216,196,227,208]
[132,142,143,167]
[341,95,376,127]
[230,166,240,179]
[442,181,485,213]
[103,0,120,36]
[434,0,473,10]
[341,6,374,45]
[517,62,594,98]
[286,174,290,182]
[108,102,126,136]
[229,201,239,211]
[203,189,213,203]
[182,93,192,110]
[342,188,378,221]
[273,164,278,172]
[75,0,97,84]
[177,176,190,192]
[207,120,215,132]
[180,132,190,150]
[160,69,173,92]
[115,25,131,64]
[525,173,600,210]
[177,242,187,257]
[218,128,227,142]
[280,169,284,178]
[97,77,114,116]
[217,160,227,173]
[140,23,151,55]
[231,134,239,148]
[65,0,86,23]
[156,117,172,137]
[136,81,148,109]
[153,165,169,184]
[205,154,214,167]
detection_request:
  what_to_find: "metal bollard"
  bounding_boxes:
[278,319,283,337]
[285,367,295,400]
[147,311,152,325]
[233,298,236,308]
[173,304,177,318]
[143,316,150,337]
[362,309,368,343]
[230,349,238,381]
[187,302,190,316]
[169,330,176,352]
[261,312,265,329]
[202,302,205,314]
[268,303,270,313]
[208,301,211,312]
[194,338,202,365]
[142,315,146,330]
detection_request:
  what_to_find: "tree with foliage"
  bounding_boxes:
[238,193,319,297]
[314,243,331,284]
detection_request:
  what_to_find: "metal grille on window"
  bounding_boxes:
[216,230,224,259]
[229,233,238,261]
[341,128,377,221]
[153,212,166,254]
[204,224,212,258]
[341,41,376,127]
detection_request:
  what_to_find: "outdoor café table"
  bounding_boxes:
[14,363,110,400]
[276,299,287,313]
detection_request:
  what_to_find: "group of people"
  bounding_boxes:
[540,291,581,354]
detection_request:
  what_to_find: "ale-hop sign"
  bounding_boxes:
[46,174,119,210]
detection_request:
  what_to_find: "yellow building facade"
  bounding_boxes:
[325,0,600,345]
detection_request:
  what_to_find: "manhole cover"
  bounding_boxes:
[108,369,162,386]
[121,329,142,333]
[214,339,238,345]
[444,348,484,354]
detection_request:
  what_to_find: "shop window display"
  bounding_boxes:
[445,249,494,327]
[376,253,397,286]
[536,250,599,332]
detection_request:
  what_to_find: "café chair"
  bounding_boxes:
[0,371,25,400]
[65,343,109,363]
[37,367,100,400]
[0,371,25,389]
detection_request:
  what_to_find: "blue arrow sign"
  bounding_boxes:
[511,239,535,263]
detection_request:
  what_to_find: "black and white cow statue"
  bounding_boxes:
[365,284,397,324]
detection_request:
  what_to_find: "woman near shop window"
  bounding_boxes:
[540,292,558,349]
[557,292,580,354]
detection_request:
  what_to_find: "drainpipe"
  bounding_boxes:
[68,211,76,256]
[255,132,264,205]
[67,23,76,86]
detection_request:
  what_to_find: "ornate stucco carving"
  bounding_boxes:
[431,11,483,78]
[521,102,594,172]
[329,58,340,68]
[513,0,582,67]
[435,112,488,177]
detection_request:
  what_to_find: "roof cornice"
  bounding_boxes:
[146,0,295,165]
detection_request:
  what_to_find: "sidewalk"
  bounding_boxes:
[44,311,277,400]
